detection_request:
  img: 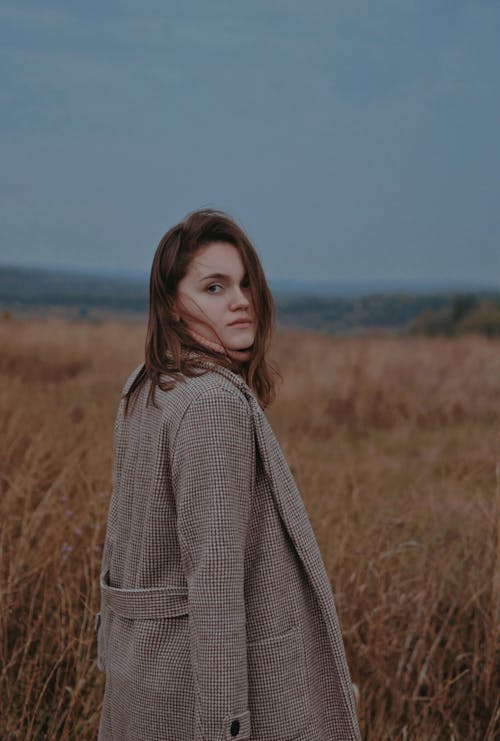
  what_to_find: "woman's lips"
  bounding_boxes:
[228,320,252,327]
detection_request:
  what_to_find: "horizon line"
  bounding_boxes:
[0,260,498,293]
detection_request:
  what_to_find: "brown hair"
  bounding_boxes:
[123,208,278,416]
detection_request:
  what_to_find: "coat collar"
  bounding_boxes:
[186,354,256,400]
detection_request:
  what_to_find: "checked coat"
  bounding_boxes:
[96,355,361,740]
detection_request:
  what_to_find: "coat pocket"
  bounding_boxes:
[247,622,312,740]
[96,569,189,675]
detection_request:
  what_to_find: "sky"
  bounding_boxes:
[1,0,499,286]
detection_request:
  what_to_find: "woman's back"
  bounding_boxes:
[100,362,240,592]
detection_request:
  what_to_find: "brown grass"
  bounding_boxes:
[0,315,498,739]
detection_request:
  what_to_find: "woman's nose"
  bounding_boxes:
[230,286,250,309]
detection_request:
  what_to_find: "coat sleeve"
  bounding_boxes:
[171,387,255,741]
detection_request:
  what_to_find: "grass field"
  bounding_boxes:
[1,315,498,739]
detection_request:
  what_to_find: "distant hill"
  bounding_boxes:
[0,264,148,313]
[1,263,499,335]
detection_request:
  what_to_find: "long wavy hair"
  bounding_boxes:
[123,208,278,416]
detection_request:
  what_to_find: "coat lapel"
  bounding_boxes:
[189,358,345,653]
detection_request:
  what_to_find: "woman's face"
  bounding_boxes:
[175,241,256,350]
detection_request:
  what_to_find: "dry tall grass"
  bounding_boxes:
[1,316,498,739]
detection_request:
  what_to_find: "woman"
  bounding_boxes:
[96,209,361,740]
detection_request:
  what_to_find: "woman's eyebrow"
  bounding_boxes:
[198,272,247,283]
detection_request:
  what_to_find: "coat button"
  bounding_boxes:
[230,719,240,736]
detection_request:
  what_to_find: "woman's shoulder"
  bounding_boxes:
[161,367,254,451]
[122,361,250,415]
[167,367,250,414]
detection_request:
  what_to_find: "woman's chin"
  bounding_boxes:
[225,332,256,351]
[228,343,254,351]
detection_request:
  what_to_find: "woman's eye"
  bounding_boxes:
[206,280,249,293]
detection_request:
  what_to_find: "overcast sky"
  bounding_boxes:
[1,0,499,285]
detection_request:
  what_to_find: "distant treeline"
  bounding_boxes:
[1,265,499,337]
[405,294,500,338]
[276,291,500,337]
